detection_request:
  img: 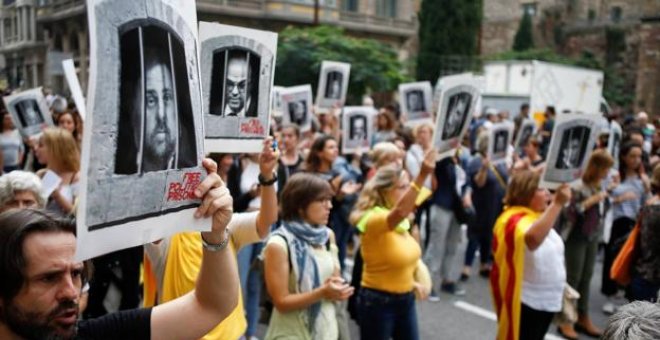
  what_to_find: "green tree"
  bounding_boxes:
[275,25,408,104]
[416,0,483,82]
[513,11,534,51]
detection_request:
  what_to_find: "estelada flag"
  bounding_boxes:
[490,206,539,340]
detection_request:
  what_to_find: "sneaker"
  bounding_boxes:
[460,272,470,282]
[440,282,466,296]
[428,289,440,302]
[602,301,617,315]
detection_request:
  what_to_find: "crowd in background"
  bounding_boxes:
[0,86,659,340]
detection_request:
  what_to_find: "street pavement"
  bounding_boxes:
[256,225,619,339]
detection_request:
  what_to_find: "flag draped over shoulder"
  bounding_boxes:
[490,206,539,340]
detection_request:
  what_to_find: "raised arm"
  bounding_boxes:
[256,137,279,238]
[525,184,571,251]
[386,148,436,229]
[150,159,239,340]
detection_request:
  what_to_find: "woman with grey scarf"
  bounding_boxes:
[263,173,354,340]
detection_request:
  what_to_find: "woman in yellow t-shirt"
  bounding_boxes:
[348,148,435,340]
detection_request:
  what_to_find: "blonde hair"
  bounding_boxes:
[413,122,434,140]
[41,127,80,173]
[369,142,401,168]
[476,130,490,155]
[349,165,402,225]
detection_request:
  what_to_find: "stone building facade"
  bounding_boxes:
[481,0,660,115]
[0,0,418,95]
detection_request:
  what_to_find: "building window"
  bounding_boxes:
[342,0,358,12]
[522,2,537,16]
[610,6,622,22]
[376,0,396,18]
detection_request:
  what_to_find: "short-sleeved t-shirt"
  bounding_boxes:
[77,308,151,339]
[359,209,421,293]
[143,211,261,340]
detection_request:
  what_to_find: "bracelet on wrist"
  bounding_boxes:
[201,229,231,252]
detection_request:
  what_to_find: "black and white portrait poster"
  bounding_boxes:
[432,74,482,160]
[200,22,277,153]
[280,85,313,132]
[78,0,206,260]
[342,106,376,155]
[316,61,350,113]
[514,119,537,154]
[540,114,601,189]
[271,86,284,118]
[488,122,514,165]
[2,87,53,139]
[399,81,432,125]
[609,120,622,170]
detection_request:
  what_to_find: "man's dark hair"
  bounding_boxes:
[520,103,529,111]
[0,209,91,303]
[280,173,333,221]
[624,126,644,141]
[546,106,556,115]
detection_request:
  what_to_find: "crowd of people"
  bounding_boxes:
[0,87,659,340]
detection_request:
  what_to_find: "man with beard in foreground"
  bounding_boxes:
[0,159,238,339]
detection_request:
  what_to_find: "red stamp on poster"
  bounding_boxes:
[240,119,264,135]
[167,172,202,202]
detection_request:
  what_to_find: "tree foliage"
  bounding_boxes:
[513,11,534,51]
[275,25,409,104]
[416,0,483,82]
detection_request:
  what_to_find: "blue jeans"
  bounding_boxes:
[627,276,660,303]
[357,287,419,340]
[237,242,263,337]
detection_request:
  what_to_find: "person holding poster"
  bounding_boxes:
[491,171,571,340]
[462,132,508,281]
[556,150,614,339]
[0,158,239,340]
[143,138,279,340]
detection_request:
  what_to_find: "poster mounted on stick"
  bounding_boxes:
[514,119,537,154]
[342,106,375,155]
[78,0,207,260]
[399,81,432,126]
[432,74,482,160]
[316,61,350,113]
[608,120,622,170]
[280,85,313,132]
[2,87,53,139]
[200,22,277,153]
[540,114,601,189]
[488,122,514,165]
[271,86,285,118]
[62,59,87,120]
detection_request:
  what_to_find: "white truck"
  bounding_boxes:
[481,60,605,121]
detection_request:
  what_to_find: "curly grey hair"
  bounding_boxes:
[602,301,660,340]
[0,171,45,208]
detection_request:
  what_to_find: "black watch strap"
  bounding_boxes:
[258,172,278,186]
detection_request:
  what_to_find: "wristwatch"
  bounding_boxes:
[201,230,231,252]
[258,172,278,186]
